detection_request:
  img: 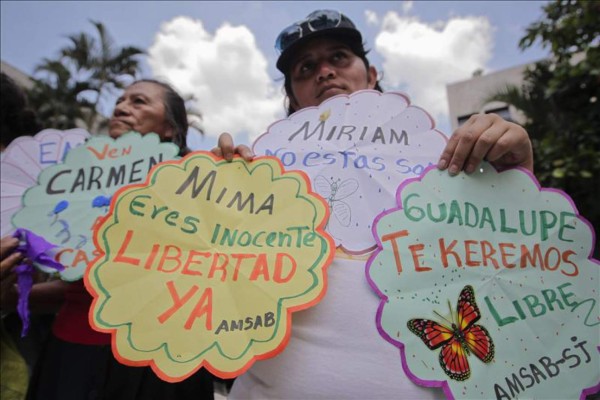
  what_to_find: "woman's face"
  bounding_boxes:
[108,82,173,140]
[288,37,377,110]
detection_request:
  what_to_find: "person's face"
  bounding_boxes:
[288,37,377,110]
[108,82,173,141]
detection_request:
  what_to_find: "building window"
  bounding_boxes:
[457,114,475,126]
[456,106,513,127]
[484,106,512,121]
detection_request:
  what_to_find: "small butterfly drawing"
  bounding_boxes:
[407,285,495,381]
[314,175,359,227]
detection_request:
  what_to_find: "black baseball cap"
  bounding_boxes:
[275,10,363,73]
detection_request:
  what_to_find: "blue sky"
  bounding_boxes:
[1,1,550,149]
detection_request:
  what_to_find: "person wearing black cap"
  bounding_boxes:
[214,9,533,176]
[214,10,533,399]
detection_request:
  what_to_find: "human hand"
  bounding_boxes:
[0,235,24,280]
[1,235,23,308]
[437,113,533,175]
[211,132,254,162]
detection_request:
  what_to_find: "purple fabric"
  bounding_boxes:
[12,228,65,336]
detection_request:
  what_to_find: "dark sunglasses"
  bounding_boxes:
[275,10,354,53]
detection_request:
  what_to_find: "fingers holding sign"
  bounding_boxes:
[1,236,23,280]
[211,132,254,162]
[438,113,533,175]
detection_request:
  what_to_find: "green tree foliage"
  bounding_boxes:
[487,0,600,242]
[28,20,143,131]
[28,60,94,130]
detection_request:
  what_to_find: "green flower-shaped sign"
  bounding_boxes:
[367,162,599,399]
[13,132,179,280]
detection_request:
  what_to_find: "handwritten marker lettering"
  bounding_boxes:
[86,153,334,380]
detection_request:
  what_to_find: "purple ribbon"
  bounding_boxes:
[12,228,65,336]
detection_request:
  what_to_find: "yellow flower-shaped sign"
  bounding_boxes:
[85,152,334,381]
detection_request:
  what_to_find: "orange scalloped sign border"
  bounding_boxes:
[85,151,334,381]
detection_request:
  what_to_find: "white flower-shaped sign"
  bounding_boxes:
[253,90,447,254]
[1,128,89,236]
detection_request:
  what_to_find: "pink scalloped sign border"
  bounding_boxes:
[366,162,599,399]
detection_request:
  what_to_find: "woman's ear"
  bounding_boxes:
[367,66,378,89]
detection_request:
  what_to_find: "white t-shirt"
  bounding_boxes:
[229,255,444,399]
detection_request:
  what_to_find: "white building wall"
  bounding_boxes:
[446,63,532,131]
[1,60,34,90]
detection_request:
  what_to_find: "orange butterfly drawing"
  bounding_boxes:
[407,285,495,381]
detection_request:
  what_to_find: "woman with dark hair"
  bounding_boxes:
[214,10,533,399]
[109,79,190,155]
[24,79,215,400]
[216,9,532,176]
[280,40,383,116]
[1,72,44,400]
[0,72,42,151]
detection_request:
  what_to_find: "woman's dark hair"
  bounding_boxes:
[1,72,42,148]
[133,79,189,155]
[282,40,383,116]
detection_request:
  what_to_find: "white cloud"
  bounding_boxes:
[365,10,379,26]
[402,1,414,15]
[374,12,493,126]
[148,16,284,148]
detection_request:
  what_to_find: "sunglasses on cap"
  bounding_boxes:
[275,10,356,53]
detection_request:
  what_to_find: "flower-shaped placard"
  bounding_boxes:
[253,90,448,255]
[12,132,179,281]
[1,128,89,236]
[367,162,599,399]
[85,152,334,381]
